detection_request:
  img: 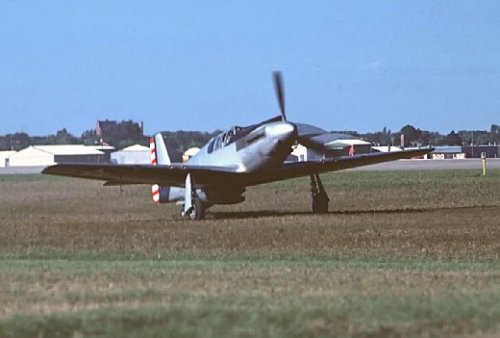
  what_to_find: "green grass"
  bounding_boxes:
[0,253,499,271]
[2,293,499,337]
[0,257,499,337]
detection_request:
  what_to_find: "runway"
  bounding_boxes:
[0,166,46,175]
[350,158,500,171]
[0,159,499,175]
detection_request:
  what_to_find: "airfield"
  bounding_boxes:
[1,157,500,175]
[0,166,499,336]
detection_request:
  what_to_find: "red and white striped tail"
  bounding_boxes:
[150,136,160,204]
[150,136,158,165]
[152,185,160,204]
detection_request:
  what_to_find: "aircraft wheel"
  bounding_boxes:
[189,198,205,220]
[312,194,329,214]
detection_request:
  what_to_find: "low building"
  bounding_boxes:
[462,145,499,159]
[290,143,308,162]
[0,151,16,167]
[182,147,200,162]
[111,144,150,164]
[431,146,466,160]
[291,139,372,162]
[325,139,372,157]
[7,145,107,167]
[87,145,115,162]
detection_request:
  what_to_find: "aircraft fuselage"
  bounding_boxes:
[187,121,297,173]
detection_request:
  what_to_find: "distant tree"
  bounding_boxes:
[459,130,490,145]
[91,120,147,148]
[0,135,11,150]
[154,130,220,162]
[382,126,391,143]
[491,124,499,134]
[491,124,499,144]
[399,124,423,147]
[363,126,392,145]
[54,128,78,144]
[3,133,30,150]
[445,131,463,146]
[81,129,101,145]
[422,131,445,146]
[160,130,220,152]
[458,130,472,145]
[24,129,79,146]
[1,120,498,151]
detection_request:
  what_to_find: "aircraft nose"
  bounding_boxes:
[265,122,297,140]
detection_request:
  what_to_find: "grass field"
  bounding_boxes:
[0,170,499,337]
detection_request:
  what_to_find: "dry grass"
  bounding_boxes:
[1,171,499,261]
[0,170,499,337]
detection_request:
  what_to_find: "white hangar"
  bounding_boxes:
[6,145,109,167]
[110,144,150,164]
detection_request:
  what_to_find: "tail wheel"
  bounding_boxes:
[189,197,205,220]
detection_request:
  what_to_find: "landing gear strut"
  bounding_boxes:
[181,173,205,220]
[310,174,329,214]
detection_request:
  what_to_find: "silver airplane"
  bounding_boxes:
[43,72,432,220]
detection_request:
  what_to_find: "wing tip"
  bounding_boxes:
[41,165,58,175]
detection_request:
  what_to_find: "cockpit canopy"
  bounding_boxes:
[207,126,243,153]
[206,115,287,154]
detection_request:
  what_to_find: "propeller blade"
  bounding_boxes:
[297,136,328,153]
[273,71,286,121]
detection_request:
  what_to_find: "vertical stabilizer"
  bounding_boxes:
[154,133,171,165]
[149,133,184,205]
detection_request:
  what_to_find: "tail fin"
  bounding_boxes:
[153,133,171,165]
[150,133,184,205]
[150,133,171,204]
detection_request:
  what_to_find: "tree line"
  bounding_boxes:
[0,120,221,152]
[0,121,498,151]
[339,124,499,147]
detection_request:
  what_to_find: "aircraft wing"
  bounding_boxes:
[243,148,433,186]
[43,148,432,187]
[42,163,240,187]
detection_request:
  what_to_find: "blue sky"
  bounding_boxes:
[1,1,499,136]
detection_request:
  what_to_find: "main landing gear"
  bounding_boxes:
[180,173,205,220]
[310,174,329,214]
[181,196,205,220]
